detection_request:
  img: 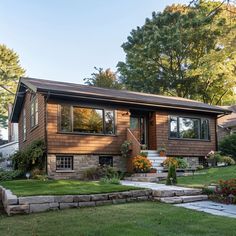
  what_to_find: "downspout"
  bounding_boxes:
[44,91,50,175]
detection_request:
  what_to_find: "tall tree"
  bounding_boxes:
[118,0,236,105]
[0,44,25,127]
[84,67,122,89]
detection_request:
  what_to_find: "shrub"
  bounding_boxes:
[166,164,177,185]
[214,179,236,204]
[120,141,132,158]
[140,152,148,157]
[162,157,178,168]
[0,170,23,181]
[196,165,204,170]
[83,165,119,180]
[219,134,236,160]
[132,155,152,173]
[12,139,46,172]
[175,158,188,169]
[221,156,235,166]
[205,151,223,167]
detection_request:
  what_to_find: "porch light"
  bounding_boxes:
[25,172,30,180]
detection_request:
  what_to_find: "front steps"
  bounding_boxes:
[152,188,208,204]
[145,150,166,172]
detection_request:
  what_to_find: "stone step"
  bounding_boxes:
[152,188,202,197]
[155,195,208,204]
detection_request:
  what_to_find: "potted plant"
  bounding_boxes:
[157,145,166,157]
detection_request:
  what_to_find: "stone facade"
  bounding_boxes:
[47,154,126,179]
[183,157,199,168]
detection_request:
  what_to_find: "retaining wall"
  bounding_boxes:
[0,186,152,216]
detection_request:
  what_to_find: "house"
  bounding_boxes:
[10,77,230,179]
[217,105,236,142]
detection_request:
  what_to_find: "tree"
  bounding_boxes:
[0,44,25,127]
[118,0,236,105]
[84,67,122,89]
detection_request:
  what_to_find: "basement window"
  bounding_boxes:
[56,156,73,170]
[99,156,113,167]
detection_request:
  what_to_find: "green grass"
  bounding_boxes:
[0,180,139,196]
[177,165,236,188]
[0,202,236,236]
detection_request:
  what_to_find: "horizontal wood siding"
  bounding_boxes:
[47,102,130,154]
[155,110,216,157]
[18,92,45,150]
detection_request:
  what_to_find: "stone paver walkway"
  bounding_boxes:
[175,201,236,218]
[121,180,197,191]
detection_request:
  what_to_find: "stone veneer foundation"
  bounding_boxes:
[47,154,126,179]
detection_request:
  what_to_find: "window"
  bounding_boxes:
[130,117,139,129]
[56,156,73,170]
[23,109,26,141]
[99,156,113,166]
[30,96,38,128]
[60,105,115,135]
[169,116,210,140]
[104,110,115,134]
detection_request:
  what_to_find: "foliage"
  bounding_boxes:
[162,157,188,169]
[221,156,235,166]
[118,1,236,105]
[83,165,119,180]
[166,164,177,185]
[30,168,48,180]
[84,67,122,89]
[139,151,148,157]
[213,179,236,204]
[149,168,157,173]
[0,44,25,127]
[219,133,236,160]
[12,139,46,172]
[100,176,120,185]
[0,169,23,181]
[205,150,222,166]
[175,158,188,169]
[120,140,132,158]
[132,155,152,173]
[196,165,204,171]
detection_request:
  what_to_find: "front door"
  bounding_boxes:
[130,115,147,145]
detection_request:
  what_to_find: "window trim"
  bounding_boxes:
[58,104,116,136]
[56,155,74,171]
[99,156,113,167]
[168,115,210,141]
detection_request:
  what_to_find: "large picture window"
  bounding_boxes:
[60,105,115,135]
[169,116,210,140]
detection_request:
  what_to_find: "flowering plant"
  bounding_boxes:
[132,155,152,173]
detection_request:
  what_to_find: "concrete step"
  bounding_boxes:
[155,195,208,204]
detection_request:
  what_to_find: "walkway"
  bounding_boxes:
[175,201,236,219]
[121,180,197,191]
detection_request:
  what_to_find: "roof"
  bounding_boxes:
[218,105,236,128]
[11,77,231,122]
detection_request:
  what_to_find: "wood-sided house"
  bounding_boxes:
[10,77,230,179]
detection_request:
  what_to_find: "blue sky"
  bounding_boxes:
[1,0,188,85]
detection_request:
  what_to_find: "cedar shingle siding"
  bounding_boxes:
[18,92,45,150]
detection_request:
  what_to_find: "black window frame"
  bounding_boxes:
[59,104,116,135]
[56,156,74,171]
[169,115,210,141]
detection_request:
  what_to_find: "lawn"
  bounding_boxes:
[177,165,236,188]
[0,180,139,196]
[0,202,236,236]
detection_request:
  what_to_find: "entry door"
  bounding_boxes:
[130,115,147,145]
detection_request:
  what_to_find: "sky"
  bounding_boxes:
[0,0,189,139]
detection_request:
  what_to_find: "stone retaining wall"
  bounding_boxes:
[0,186,152,216]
